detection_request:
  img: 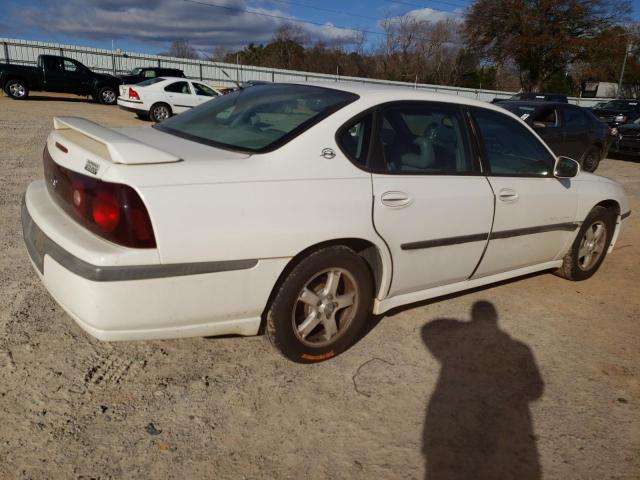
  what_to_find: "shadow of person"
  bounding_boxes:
[421,301,544,480]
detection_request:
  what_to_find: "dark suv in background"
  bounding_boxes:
[592,99,640,128]
[497,101,610,172]
[118,67,185,85]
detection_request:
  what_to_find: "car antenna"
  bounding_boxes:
[220,69,243,90]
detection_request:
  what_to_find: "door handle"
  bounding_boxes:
[381,191,412,207]
[498,188,519,203]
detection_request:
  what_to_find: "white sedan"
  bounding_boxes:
[117,76,222,122]
[22,83,630,362]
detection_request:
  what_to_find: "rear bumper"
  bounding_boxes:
[117,98,147,115]
[22,182,287,341]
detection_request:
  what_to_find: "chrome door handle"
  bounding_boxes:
[498,188,519,203]
[381,191,412,207]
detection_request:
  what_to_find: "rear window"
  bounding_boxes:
[137,77,166,87]
[156,84,359,153]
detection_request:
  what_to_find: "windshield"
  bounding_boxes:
[156,84,359,153]
[137,77,166,87]
[603,100,638,110]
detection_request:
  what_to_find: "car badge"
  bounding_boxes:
[50,176,59,189]
[84,160,100,175]
[321,148,336,159]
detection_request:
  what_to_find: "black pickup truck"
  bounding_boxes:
[118,67,185,85]
[0,54,121,104]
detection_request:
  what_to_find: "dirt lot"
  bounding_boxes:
[0,92,638,479]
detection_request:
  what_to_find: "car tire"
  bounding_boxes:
[266,246,373,363]
[555,206,616,281]
[150,103,172,123]
[581,146,601,173]
[5,79,29,100]
[97,86,117,105]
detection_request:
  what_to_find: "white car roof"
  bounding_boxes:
[271,81,505,113]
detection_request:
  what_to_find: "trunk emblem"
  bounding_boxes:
[84,160,100,175]
[50,176,59,189]
[321,148,336,159]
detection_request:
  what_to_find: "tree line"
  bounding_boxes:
[163,0,639,96]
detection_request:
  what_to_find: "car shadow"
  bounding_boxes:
[421,300,544,480]
[7,94,95,103]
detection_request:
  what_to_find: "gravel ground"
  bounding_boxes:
[0,92,639,480]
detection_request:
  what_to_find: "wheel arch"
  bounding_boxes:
[259,237,390,332]
[4,75,29,89]
[592,199,622,253]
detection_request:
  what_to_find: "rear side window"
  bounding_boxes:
[531,107,558,127]
[193,83,218,97]
[376,103,474,174]
[143,70,156,78]
[164,81,191,94]
[472,109,555,177]
[337,114,372,166]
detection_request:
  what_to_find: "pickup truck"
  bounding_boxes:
[0,54,121,104]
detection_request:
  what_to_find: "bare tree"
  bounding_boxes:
[165,39,199,59]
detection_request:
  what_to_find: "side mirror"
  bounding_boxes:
[532,121,546,129]
[554,156,580,178]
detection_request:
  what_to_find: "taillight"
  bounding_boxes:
[128,87,140,100]
[43,146,156,248]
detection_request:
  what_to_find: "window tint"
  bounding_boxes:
[143,70,156,78]
[472,109,555,176]
[193,83,218,97]
[164,81,191,94]
[532,107,558,126]
[156,84,358,152]
[63,60,78,73]
[377,103,473,173]
[564,107,587,128]
[338,115,372,166]
[43,57,62,72]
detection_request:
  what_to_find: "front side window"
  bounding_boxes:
[143,70,156,78]
[156,84,358,152]
[63,60,78,73]
[472,108,555,177]
[193,83,218,97]
[164,81,191,94]
[337,114,372,166]
[531,107,558,127]
[376,103,473,174]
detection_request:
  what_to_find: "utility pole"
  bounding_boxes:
[617,42,632,98]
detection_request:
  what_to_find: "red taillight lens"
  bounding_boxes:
[92,191,121,232]
[43,146,156,248]
[128,87,140,100]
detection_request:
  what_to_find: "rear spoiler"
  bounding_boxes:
[53,116,181,165]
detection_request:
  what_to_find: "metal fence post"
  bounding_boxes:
[59,47,64,57]
[3,42,9,64]
[112,52,116,75]
[199,63,203,81]
[157,58,161,67]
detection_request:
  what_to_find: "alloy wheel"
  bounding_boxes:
[577,220,607,271]
[292,268,359,347]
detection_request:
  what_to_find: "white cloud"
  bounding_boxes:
[12,0,362,51]
[381,7,464,26]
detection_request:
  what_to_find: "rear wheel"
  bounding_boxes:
[581,146,601,173]
[150,103,172,123]
[555,206,615,280]
[97,86,117,105]
[266,246,373,363]
[5,79,28,100]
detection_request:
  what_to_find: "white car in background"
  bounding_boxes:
[22,83,630,363]
[117,77,222,122]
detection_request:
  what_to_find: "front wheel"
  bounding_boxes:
[97,86,117,105]
[555,206,615,281]
[581,146,601,173]
[266,246,373,363]
[5,79,29,99]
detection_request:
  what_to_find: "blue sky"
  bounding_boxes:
[0,0,636,55]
